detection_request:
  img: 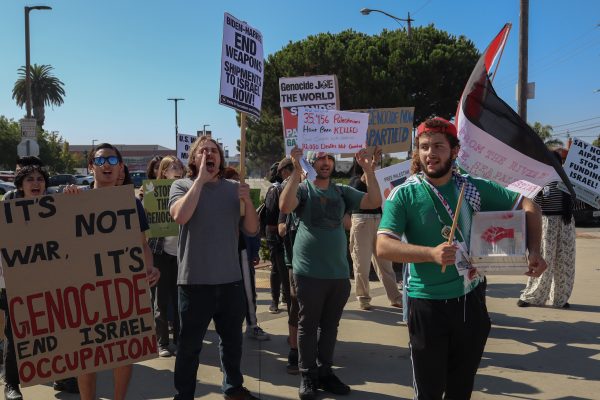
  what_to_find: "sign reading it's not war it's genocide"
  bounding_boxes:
[219,12,264,118]
[0,186,156,386]
[351,107,415,153]
[374,160,411,210]
[143,179,178,238]
[176,134,197,166]
[279,75,339,155]
[297,108,368,153]
[557,137,600,208]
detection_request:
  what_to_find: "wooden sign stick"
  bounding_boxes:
[442,183,466,273]
[239,112,247,216]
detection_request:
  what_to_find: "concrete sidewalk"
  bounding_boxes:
[18,232,600,399]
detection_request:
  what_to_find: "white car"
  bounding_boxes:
[74,174,94,185]
[0,180,16,196]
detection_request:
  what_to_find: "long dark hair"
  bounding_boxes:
[187,136,226,178]
[146,155,163,179]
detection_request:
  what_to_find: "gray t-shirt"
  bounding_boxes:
[169,177,247,285]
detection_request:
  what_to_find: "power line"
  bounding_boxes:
[552,124,600,135]
[552,116,600,128]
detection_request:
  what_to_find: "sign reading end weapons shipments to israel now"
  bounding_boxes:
[351,107,415,153]
[557,137,600,208]
[143,179,179,238]
[297,108,368,153]
[279,75,339,155]
[0,186,156,386]
[219,12,264,118]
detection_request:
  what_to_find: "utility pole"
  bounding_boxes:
[517,0,529,121]
[167,98,184,136]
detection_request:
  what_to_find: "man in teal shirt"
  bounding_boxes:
[280,146,381,400]
[377,117,547,400]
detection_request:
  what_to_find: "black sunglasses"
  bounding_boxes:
[93,156,120,166]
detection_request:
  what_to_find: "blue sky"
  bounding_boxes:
[1,0,599,156]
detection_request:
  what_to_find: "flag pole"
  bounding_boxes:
[442,183,465,273]
[239,112,247,215]
[491,24,512,83]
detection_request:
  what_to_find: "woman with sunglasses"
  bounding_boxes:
[64,143,160,400]
[150,156,185,357]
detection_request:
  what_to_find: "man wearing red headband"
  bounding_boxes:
[376,117,547,399]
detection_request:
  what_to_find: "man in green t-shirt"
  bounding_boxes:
[279,146,381,400]
[376,117,547,400]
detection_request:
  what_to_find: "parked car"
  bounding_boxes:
[573,200,600,227]
[48,174,77,187]
[0,171,15,182]
[129,171,147,188]
[0,181,16,196]
[75,174,94,185]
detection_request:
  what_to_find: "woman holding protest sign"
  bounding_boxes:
[63,142,160,400]
[150,155,185,357]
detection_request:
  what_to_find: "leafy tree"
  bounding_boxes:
[531,121,563,147]
[242,26,480,171]
[0,116,21,169]
[12,64,65,129]
[593,134,600,147]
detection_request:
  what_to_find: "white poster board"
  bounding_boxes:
[297,109,368,154]
[176,134,197,166]
[374,160,411,209]
[557,137,600,208]
[279,75,339,155]
[219,12,264,118]
[469,210,528,275]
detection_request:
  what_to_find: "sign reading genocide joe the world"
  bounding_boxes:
[143,179,179,238]
[0,186,156,386]
[297,108,368,153]
[557,137,600,208]
[351,107,415,153]
[219,12,264,118]
[279,75,339,155]
[176,134,197,166]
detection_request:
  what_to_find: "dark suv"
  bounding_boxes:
[49,174,77,187]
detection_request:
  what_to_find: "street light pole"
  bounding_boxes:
[24,5,52,118]
[167,98,184,136]
[361,8,413,36]
[203,124,210,136]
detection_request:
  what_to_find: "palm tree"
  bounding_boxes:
[12,64,65,129]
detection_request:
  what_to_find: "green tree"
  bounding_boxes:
[531,121,563,147]
[12,64,65,129]
[243,26,480,171]
[0,116,21,169]
[593,134,600,147]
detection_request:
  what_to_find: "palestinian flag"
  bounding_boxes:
[456,23,575,198]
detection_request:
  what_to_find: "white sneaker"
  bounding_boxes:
[158,346,172,357]
[245,326,270,341]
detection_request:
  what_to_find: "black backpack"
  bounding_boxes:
[257,185,276,238]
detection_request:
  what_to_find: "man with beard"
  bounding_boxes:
[279,146,381,400]
[376,117,547,399]
[169,136,259,400]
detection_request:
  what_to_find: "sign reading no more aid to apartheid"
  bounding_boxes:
[219,12,264,118]
[352,107,415,154]
[297,108,368,153]
[279,75,339,154]
[0,186,156,386]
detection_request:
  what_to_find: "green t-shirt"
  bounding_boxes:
[292,180,364,279]
[378,174,520,300]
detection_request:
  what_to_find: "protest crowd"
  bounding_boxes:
[2,14,596,400]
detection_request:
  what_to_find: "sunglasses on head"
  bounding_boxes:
[93,156,120,166]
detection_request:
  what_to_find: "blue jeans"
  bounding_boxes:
[174,282,246,399]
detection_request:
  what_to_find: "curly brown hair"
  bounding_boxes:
[411,119,460,174]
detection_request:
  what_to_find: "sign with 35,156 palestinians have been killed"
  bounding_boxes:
[0,186,156,386]
[557,137,600,208]
[219,12,264,118]
[279,75,339,155]
[297,108,368,153]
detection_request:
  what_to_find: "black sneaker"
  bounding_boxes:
[517,299,530,307]
[223,386,260,400]
[319,373,350,395]
[268,302,280,314]
[299,373,318,400]
[4,384,23,400]
[287,348,299,375]
[53,377,80,393]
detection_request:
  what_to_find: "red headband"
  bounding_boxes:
[416,117,457,138]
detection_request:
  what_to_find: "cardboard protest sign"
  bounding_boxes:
[297,108,368,154]
[142,179,178,238]
[0,186,156,386]
[457,122,557,198]
[176,134,197,166]
[351,107,414,153]
[219,12,264,118]
[279,75,339,154]
[557,137,600,208]
[374,160,411,209]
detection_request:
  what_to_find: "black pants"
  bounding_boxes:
[154,252,179,346]
[407,288,491,400]
[0,289,19,386]
[267,233,290,304]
